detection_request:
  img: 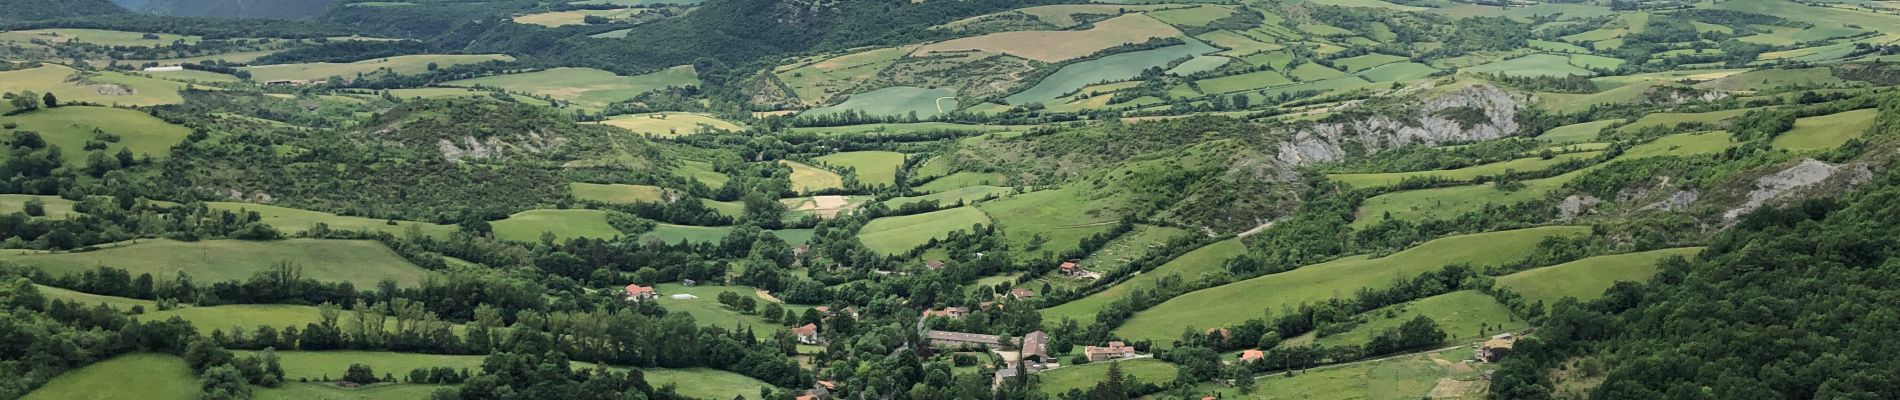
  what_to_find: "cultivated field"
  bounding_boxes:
[37,284,155,310]
[600,112,743,137]
[446,66,697,107]
[513,8,650,27]
[1197,350,1479,399]
[789,122,1024,136]
[651,283,814,332]
[1196,70,1295,95]
[0,65,188,106]
[21,354,198,400]
[1538,119,1621,143]
[642,368,779,400]
[1005,38,1216,105]
[775,46,915,106]
[1039,359,1179,396]
[815,151,906,187]
[916,14,1184,63]
[490,209,623,242]
[0,106,190,165]
[3,239,431,288]
[570,182,671,204]
[1499,247,1703,308]
[0,29,199,47]
[781,160,845,193]
[0,195,80,219]
[887,185,1013,208]
[642,224,814,246]
[143,304,338,334]
[856,207,993,255]
[207,202,456,238]
[243,54,514,82]
[1461,54,1594,77]
[1113,226,1588,343]
[1772,108,1877,151]
[802,86,958,118]
[1041,238,1245,324]
[977,187,1122,261]
[781,195,872,219]
[256,383,447,400]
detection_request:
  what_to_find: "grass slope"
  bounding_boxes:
[815,151,906,187]
[651,283,813,332]
[1329,151,1602,189]
[1498,247,1703,308]
[446,66,696,107]
[490,209,623,242]
[1038,359,1179,396]
[21,354,198,400]
[599,112,742,137]
[3,239,430,288]
[1041,238,1245,324]
[856,207,992,255]
[781,160,845,193]
[207,202,455,238]
[1300,291,1523,349]
[243,54,513,82]
[0,106,190,165]
[1772,108,1877,151]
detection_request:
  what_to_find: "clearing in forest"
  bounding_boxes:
[1499,247,1704,308]
[490,209,623,242]
[814,151,906,187]
[781,160,846,193]
[0,65,189,106]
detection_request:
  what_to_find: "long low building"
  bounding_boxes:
[927,330,1006,349]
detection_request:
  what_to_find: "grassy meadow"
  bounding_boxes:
[1003,38,1216,105]
[207,202,456,238]
[3,239,431,288]
[0,65,188,106]
[21,354,198,400]
[1328,151,1602,189]
[1772,108,1877,151]
[0,106,191,165]
[1296,291,1523,349]
[781,160,845,193]
[916,14,1183,63]
[0,29,198,47]
[447,66,697,107]
[803,86,958,119]
[815,151,906,187]
[244,54,514,82]
[977,187,1121,261]
[599,112,742,137]
[651,283,813,332]
[490,209,623,242]
[1499,247,1703,308]
[886,185,1013,208]
[570,182,671,204]
[1038,359,1179,396]
[1041,238,1245,324]
[856,207,993,255]
[256,383,447,400]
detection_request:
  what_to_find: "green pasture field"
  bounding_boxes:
[491,209,623,242]
[1246,77,1371,104]
[1288,62,1346,81]
[143,304,336,334]
[1539,119,1619,143]
[977,187,1121,261]
[641,368,778,400]
[1113,226,1588,343]
[1004,39,1216,105]
[887,185,1013,208]
[1196,350,1472,399]
[0,195,80,219]
[0,65,188,106]
[1567,54,1625,70]
[804,86,958,118]
[788,122,1024,136]
[856,207,993,255]
[1535,81,1661,114]
[3,239,431,288]
[1196,70,1294,94]
[447,66,696,107]
[1041,238,1245,324]
[207,202,455,238]
[1351,169,1580,229]
[1308,0,1428,11]
[781,160,845,193]
[1615,108,1755,132]
[1771,108,1876,151]
[1499,247,1703,308]
[1692,67,1851,91]
[1039,359,1180,396]
[1354,62,1439,83]
[916,172,1009,192]
[1622,131,1737,159]
[571,182,670,204]
[641,224,814,246]
[37,284,155,310]
[1167,55,1232,75]
[1076,224,1190,272]
[1199,30,1279,57]
[774,46,914,106]
[20,354,198,400]
[1461,54,1593,77]
[599,112,743,137]
[0,29,199,47]
[780,195,872,219]
[815,151,906,187]
[1327,151,1602,189]
[1242,51,1293,70]
[701,199,745,217]
[257,383,448,400]
[651,283,814,332]
[249,350,488,380]
[1296,291,1523,349]
[1527,39,1589,53]
[1333,53,1407,72]
[672,160,731,189]
[0,106,191,165]
[243,54,514,82]
[140,68,241,83]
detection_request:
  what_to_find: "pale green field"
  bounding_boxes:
[856,207,993,255]
[803,86,958,118]
[1199,351,1472,399]
[143,304,333,334]
[815,151,906,187]
[0,65,188,106]
[490,209,623,242]
[244,54,514,82]
[1114,226,1588,343]
[1622,131,1737,159]
[447,66,697,107]
[1354,62,1439,83]
[139,68,241,83]
[1461,54,1593,77]
[1351,169,1582,229]
[512,7,650,27]
[256,383,447,400]
[887,185,1013,208]
[781,160,845,193]
[1288,62,1347,81]
[916,172,1009,192]
[1147,5,1235,27]
[37,284,155,310]
[1538,119,1622,143]
[774,46,915,107]
[207,202,455,238]
[1333,53,1408,72]
[1197,70,1294,93]
[570,182,670,204]
[599,112,743,137]
[788,122,1025,136]
[977,186,1121,260]
[1772,108,1877,151]
[1616,108,1755,132]
[0,106,191,164]
[1499,247,1703,308]
[21,354,198,400]
[0,194,81,219]
[1328,151,1602,189]
[642,224,814,246]
[650,283,814,332]
[672,160,731,189]
[642,368,778,400]
[1168,55,1232,75]
[1039,358,1180,396]
[249,350,489,380]
[1041,238,1246,324]
[4,239,431,287]
[1296,291,1523,348]
[0,29,198,47]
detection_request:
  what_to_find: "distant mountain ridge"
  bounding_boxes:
[0,0,126,22]
[110,0,337,20]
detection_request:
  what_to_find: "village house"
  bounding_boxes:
[1085,341,1137,362]
[923,306,969,319]
[991,364,1020,389]
[794,323,822,344]
[1480,333,1516,362]
[927,330,1008,350]
[1021,331,1050,362]
[623,284,658,301]
[1238,349,1265,363]
[924,259,946,270]
[1009,288,1037,299]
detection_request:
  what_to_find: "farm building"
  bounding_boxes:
[794,323,822,344]
[925,259,946,270]
[927,330,1008,350]
[1010,288,1037,299]
[1238,349,1264,362]
[624,284,658,301]
[924,307,969,319]
[1085,341,1137,362]
[1480,333,1517,362]
[1022,331,1050,362]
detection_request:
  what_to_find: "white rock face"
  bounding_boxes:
[1275,85,1521,166]
[1724,159,1872,221]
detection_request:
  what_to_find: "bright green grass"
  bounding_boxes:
[1114,226,1588,343]
[1167,55,1232,75]
[1333,53,1408,72]
[1567,54,1625,70]
[1039,359,1179,396]
[446,66,696,107]
[1462,54,1593,77]
[641,224,814,246]
[1351,170,1580,229]
[0,106,191,164]
[1528,39,1590,53]
[1041,238,1245,324]
[977,187,1120,260]
[700,199,745,218]
[1147,5,1236,27]
[206,202,455,238]
[1772,108,1877,151]
[887,185,1013,208]
[1207,351,1455,399]
[781,160,845,193]
[491,209,622,242]
[1353,62,1439,83]
[672,160,730,189]
[805,86,957,118]
[1287,62,1346,81]
[1622,131,1737,159]
[641,368,777,400]
[1542,119,1620,143]
[0,29,198,47]
[1616,108,1755,132]
[256,383,448,400]
[37,284,155,310]
[3,239,430,288]
[571,182,670,204]
[815,151,906,187]
[1328,151,1602,189]
[21,354,198,400]
[243,54,514,82]
[1005,39,1216,105]
[1300,291,1523,348]
[1242,51,1293,70]
[1247,76,1371,104]
[1199,30,1280,57]
[1196,70,1294,94]
[856,207,993,255]
[0,194,80,219]
[1692,67,1849,91]
[1499,247,1702,308]
[143,304,334,334]
[788,122,1024,135]
[916,172,1009,192]
[651,283,813,332]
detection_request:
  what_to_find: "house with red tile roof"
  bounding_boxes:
[623,284,658,301]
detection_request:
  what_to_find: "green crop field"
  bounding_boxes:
[207,202,455,238]
[916,172,1009,192]
[1622,131,1737,159]
[1333,53,1407,72]
[447,66,696,107]
[1113,226,1587,343]
[0,106,191,165]
[887,185,1013,208]
[571,182,670,204]
[1462,54,1594,77]
[3,239,431,288]
[491,209,623,242]
[256,383,448,400]
[1246,77,1371,104]
[1200,31,1279,57]
[856,207,993,255]
[140,68,241,83]
[0,65,188,106]
[642,368,779,400]
[1196,70,1294,94]
[1536,81,1664,114]
[599,112,742,137]
[1041,238,1245,324]
[642,224,814,246]
[1288,63,1347,81]
[1328,151,1602,189]
[1353,62,1439,83]
[21,354,198,400]
[1299,291,1523,349]
[1617,108,1755,132]
[977,186,1121,261]
[804,86,958,118]
[917,14,1184,63]
[244,54,514,82]
[815,151,906,187]
[0,195,79,219]
[1039,359,1179,396]
[672,160,731,189]
[1772,108,1877,151]
[781,160,845,193]
[0,29,199,47]
[651,283,814,332]
[1006,39,1216,105]
[1167,55,1232,75]
[1499,247,1703,309]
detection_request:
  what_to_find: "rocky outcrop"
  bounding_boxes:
[1275,84,1520,166]
[1558,194,1600,222]
[1724,159,1873,221]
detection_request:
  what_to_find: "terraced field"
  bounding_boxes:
[3,239,431,288]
